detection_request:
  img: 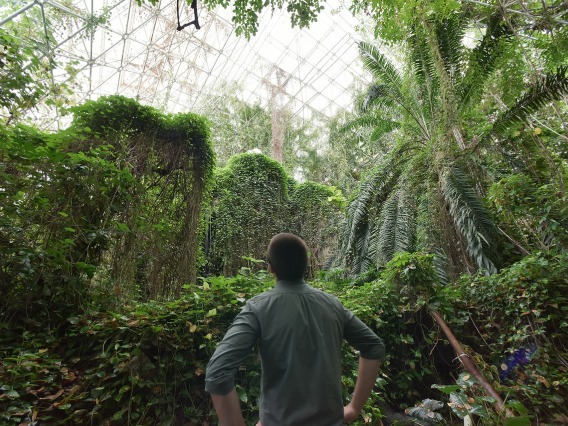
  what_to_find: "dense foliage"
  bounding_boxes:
[137,0,324,39]
[206,153,290,275]
[206,153,343,276]
[2,252,566,424]
[2,0,568,424]
[1,96,214,315]
[340,10,568,280]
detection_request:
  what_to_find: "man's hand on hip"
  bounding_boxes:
[343,403,359,423]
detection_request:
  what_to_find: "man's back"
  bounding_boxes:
[204,233,384,426]
[250,281,345,425]
[205,280,384,425]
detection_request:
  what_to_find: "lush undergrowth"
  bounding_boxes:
[1,252,567,425]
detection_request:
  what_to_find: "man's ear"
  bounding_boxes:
[267,263,278,279]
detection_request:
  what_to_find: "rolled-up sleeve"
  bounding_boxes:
[343,308,385,360]
[205,302,260,395]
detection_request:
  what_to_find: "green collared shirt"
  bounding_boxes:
[205,280,385,426]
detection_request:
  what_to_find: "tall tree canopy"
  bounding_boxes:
[341,7,568,278]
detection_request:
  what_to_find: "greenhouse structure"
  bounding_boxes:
[1,0,567,424]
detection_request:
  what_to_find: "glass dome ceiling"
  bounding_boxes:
[1,0,371,128]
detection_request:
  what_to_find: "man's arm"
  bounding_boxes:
[211,389,246,426]
[341,306,385,423]
[344,357,382,423]
[205,302,259,422]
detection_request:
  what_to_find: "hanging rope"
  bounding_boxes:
[177,0,201,31]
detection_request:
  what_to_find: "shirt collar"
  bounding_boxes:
[274,279,307,289]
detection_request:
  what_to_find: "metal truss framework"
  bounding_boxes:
[1,0,372,128]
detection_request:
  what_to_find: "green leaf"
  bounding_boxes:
[5,390,20,398]
[91,387,105,398]
[431,383,461,394]
[447,392,470,418]
[456,372,478,387]
[118,385,131,395]
[206,308,217,317]
[111,408,127,421]
[504,417,531,426]
[237,387,248,403]
[506,400,529,415]
[67,316,80,324]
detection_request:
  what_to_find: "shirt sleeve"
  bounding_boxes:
[343,308,386,360]
[204,301,260,395]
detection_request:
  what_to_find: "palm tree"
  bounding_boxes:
[341,10,568,279]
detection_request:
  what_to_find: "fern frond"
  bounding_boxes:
[440,164,498,274]
[488,66,568,140]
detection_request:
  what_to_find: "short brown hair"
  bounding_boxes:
[267,233,308,281]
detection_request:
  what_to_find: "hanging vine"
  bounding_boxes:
[0,96,214,314]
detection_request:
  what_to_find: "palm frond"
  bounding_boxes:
[408,29,441,124]
[342,153,406,274]
[433,250,450,286]
[340,113,400,135]
[440,164,498,274]
[487,66,568,140]
[434,14,466,83]
[409,29,438,88]
[357,223,374,276]
[359,41,403,97]
[393,191,416,254]
[375,191,400,265]
[374,188,416,266]
[362,83,397,111]
[458,12,513,108]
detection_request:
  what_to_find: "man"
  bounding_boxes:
[205,233,385,425]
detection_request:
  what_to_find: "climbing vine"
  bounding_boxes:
[206,153,290,276]
[206,153,343,277]
[288,181,345,276]
[0,96,214,317]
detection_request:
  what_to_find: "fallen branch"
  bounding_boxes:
[429,308,513,417]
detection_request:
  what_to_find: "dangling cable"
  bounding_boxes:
[177,0,201,31]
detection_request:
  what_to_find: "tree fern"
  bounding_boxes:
[440,164,498,274]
